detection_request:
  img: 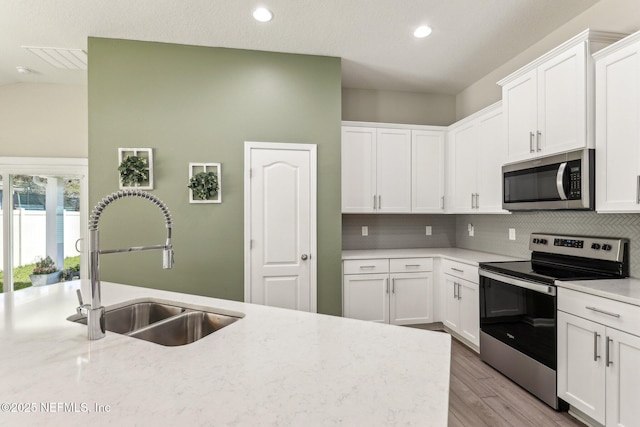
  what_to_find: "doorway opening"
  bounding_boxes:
[0,158,88,293]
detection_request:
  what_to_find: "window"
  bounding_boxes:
[0,158,88,293]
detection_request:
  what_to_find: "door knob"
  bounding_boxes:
[301,254,308,260]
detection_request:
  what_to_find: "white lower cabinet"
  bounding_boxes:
[343,258,433,325]
[558,288,640,426]
[441,259,480,347]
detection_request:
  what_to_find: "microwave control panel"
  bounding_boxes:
[568,162,581,199]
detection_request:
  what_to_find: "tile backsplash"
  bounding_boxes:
[343,211,640,278]
[342,214,456,250]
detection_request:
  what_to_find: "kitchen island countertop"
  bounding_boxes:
[0,280,450,426]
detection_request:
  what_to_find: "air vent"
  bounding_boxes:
[23,46,87,70]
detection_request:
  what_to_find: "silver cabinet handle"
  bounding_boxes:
[606,336,613,367]
[453,282,458,299]
[451,267,464,273]
[386,278,389,294]
[457,283,462,300]
[471,193,474,209]
[373,195,377,210]
[586,306,621,318]
[392,278,395,294]
[359,265,376,269]
[405,264,421,268]
[536,131,542,152]
[301,254,308,260]
[530,132,535,153]
[475,193,480,209]
[637,176,640,204]
[378,195,381,210]
[594,332,600,361]
[441,196,445,209]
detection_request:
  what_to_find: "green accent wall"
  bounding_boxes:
[88,38,342,315]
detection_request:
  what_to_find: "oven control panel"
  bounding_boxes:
[529,233,628,262]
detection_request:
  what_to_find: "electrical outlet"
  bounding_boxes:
[362,226,368,236]
[509,228,516,240]
[425,226,432,236]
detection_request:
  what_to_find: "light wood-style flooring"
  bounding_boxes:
[447,335,584,426]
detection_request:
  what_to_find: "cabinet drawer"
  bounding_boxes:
[343,259,389,275]
[441,259,478,283]
[558,287,640,337]
[390,258,433,273]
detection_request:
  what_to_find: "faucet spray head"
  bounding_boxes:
[163,246,174,269]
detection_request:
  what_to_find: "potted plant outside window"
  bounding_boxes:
[29,256,62,286]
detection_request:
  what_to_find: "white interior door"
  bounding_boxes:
[244,142,317,312]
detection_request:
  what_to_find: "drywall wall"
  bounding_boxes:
[0,83,87,157]
[342,88,456,126]
[88,38,343,315]
[455,0,640,119]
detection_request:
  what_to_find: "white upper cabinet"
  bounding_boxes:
[376,128,411,213]
[594,31,640,213]
[447,102,508,214]
[341,123,445,214]
[500,30,626,163]
[412,130,445,213]
[342,126,376,213]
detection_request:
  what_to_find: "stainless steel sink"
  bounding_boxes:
[129,311,239,346]
[68,299,242,346]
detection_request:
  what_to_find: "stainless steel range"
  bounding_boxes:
[478,233,629,410]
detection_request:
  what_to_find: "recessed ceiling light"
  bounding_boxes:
[253,7,273,22]
[16,66,33,74]
[414,25,432,38]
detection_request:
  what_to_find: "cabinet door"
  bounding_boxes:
[605,328,640,427]
[595,42,640,212]
[341,127,376,213]
[476,108,507,213]
[449,122,478,213]
[503,68,538,162]
[343,274,389,323]
[412,130,445,212]
[442,275,460,331]
[376,128,412,213]
[389,272,433,325]
[537,43,587,156]
[458,278,479,347]
[557,311,606,424]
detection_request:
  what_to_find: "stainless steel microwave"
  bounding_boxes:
[502,149,594,211]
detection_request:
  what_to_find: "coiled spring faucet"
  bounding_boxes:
[78,189,174,340]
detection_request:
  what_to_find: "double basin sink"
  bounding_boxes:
[68,299,243,346]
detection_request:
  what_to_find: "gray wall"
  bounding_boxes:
[342,88,456,126]
[88,38,343,315]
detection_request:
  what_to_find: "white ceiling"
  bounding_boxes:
[0,0,600,94]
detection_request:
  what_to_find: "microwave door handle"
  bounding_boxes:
[556,162,568,200]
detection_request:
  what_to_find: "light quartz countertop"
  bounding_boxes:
[556,278,640,307]
[0,280,451,426]
[342,248,521,265]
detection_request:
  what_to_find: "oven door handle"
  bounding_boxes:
[479,270,556,296]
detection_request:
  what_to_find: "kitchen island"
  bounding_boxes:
[0,280,451,426]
